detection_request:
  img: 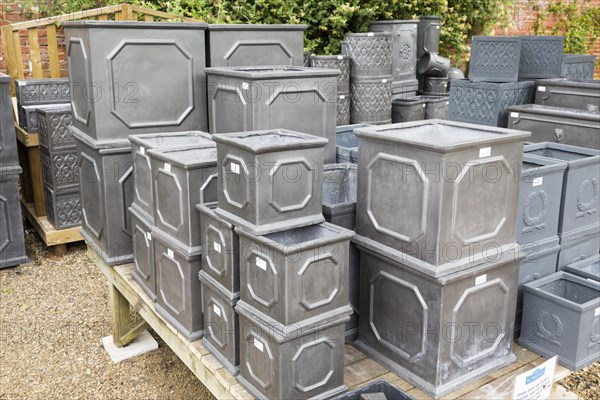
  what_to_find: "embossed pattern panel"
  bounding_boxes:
[468,36,521,82]
[44,185,82,230]
[351,77,393,124]
[15,79,70,106]
[519,36,565,80]
[345,33,393,77]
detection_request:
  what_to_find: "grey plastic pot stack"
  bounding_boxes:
[206,24,306,67]
[206,66,339,163]
[508,104,600,150]
[448,79,535,127]
[15,78,70,133]
[468,36,522,83]
[519,272,600,370]
[335,124,371,163]
[518,36,565,80]
[0,74,20,169]
[535,78,600,113]
[310,55,352,125]
[561,54,597,80]
[0,165,29,269]
[63,21,208,141]
[564,254,600,281]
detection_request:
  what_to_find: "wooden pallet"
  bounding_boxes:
[15,123,46,217]
[92,249,575,400]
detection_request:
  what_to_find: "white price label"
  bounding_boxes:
[167,249,174,258]
[533,177,543,187]
[140,147,145,155]
[339,95,345,100]
[413,25,417,28]
[479,147,491,158]
[382,79,387,83]
[256,257,267,270]
[213,304,221,317]
[538,86,546,92]
[253,338,264,352]
[446,101,449,105]
[213,242,221,253]
[422,104,426,108]
[510,112,519,119]
[146,232,152,241]
[436,26,440,29]
[337,55,343,60]
[164,163,171,172]
[242,82,249,90]
[367,32,374,36]
[230,163,240,174]
[475,274,487,286]
[595,307,600,317]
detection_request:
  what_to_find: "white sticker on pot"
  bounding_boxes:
[339,95,345,100]
[422,104,426,107]
[242,82,249,90]
[146,232,152,241]
[140,147,145,155]
[256,257,267,271]
[164,163,171,172]
[475,274,487,286]
[213,242,221,253]
[337,55,343,60]
[446,101,449,105]
[253,338,264,352]
[533,177,543,187]
[436,26,440,29]
[510,112,519,118]
[382,79,387,83]
[213,304,221,317]
[367,32,374,36]
[479,147,491,158]
[167,249,174,258]
[230,163,240,174]
[595,307,600,317]
[538,86,546,92]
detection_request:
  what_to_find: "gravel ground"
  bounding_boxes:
[1,229,598,399]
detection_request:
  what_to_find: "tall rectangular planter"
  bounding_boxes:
[130,203,156,302]
[560,54,596,80]
[355,120,529,267]
[43,185,82,230]
[508,104,600,150]
[519,272,600,370]
[564,254,600,281]
[468,36,522,82]
[0,74,19,167]
[207,24,306,67]
[15,78,70,106]
[36,104,74,152]
[518,36,565,80]
[369,20,419,83]
[0,166,29,268]
[535,78,600,113]
[64,21,208,141]
[557,225,600,270]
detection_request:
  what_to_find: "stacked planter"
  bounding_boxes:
[15,78,70,133]
[310,55,351,125]
[560,54,596,80]
[1,73,28,268]
[209,129,354,399]
[345,32,393,125]
[352,120,529,398]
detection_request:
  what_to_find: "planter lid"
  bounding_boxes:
[70,125,131,150]
[508,104,600,122]
[129,131,213,149]
[208,23,306,31]
[62,20,208,30]
[205,65,340,79]
[354,119,530,152]
[524,142,600,169]
[212,129,328,153]
[35,103,72,114]
[521,154,568,180]
[369,20,419,25]
[536,77,600,90]
[146,144,217,169]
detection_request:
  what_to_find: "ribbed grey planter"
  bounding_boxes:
[421,76,448,95]
[515,155,567,244]
[337,93,351,126]
[130,203,156,302]
[417,16,440,59]
[213,129,327,235]
[561,54,596,80]
[519,36,565,80]
[207,24,306,67]
[423,95,449,119]
[535,78,600,113]
[41,147,79,191]
[557,225,600,270]
[236,301,350,400]
[18,105,39,132]
[448,79,535,127]
[64,21,208,141]
[37,104,74,152]
[391,96,426,123]
[44,185,82,230]
[468,36,522,82]
[345,32,393,78]
[0,73,19,167]
[15,78,70,106]
[519,272,600,370]
[369,20,419,83]
[310,55,351,93]
[417,51,450,77]
[335,124,369,163]
[206,66,339,163]
[354,234,519,398]
[0,165,29,268]
[508,104,600,150]
[350,76,393,124]
[336,379,414,400]
[354,120,529,266]
[564,254,600,281]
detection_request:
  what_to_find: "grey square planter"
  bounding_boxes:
[64,21,208,141]
[148,145,218,253]
[198,203,240,294]
[199,270,240,375]
[206,66,339,163]
[350,76,393,125]
[310,55,351,93]
[515,154,567,244]
[519,36,565,80]
[130,203,156,302]
[337,93,351,126]
[423,95,449,120]
[1,74,20,167]
[557,225,600,270]
[421,76,448,96]
[561,54,596,80]
[129,131,214,223]
[236,222,354,325]
[391,97,426,123]
[417,16,440,59]
[519,272,600,370]
[448,79,535,127]
[535,78,600,113]
[152,225,203,342]
[213,129,327,235]
[18,105,39,132]
[72,127,134,266]
[235,300,350,400]
[207,24,306,67]
[41,147,79,192]
[0,166,29,268]
[15,78,70,106]
[508,104,600,150]
[354,120,529,266]
[354,234,519,399]
[345,33,393,78]
[524,143,600,236]
[335,379,414,400]
[369,20,419,83]
[37,104,74,152]
[335,124,370,164]
[564,254,600,281]
[44,185,82,230]
[468,36,522,82]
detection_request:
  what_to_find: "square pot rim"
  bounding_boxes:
[205,65,340,79]
[523,142,600,168]
[146,144,217,169]
[63,20,208,30]
[128,131,213,148]
[508,104,600,122]
[208,23,307,31]
[36,104,72,115]
[522,271,600,311]
[213,129,328,153]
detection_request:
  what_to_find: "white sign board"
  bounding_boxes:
[513,356,557,400]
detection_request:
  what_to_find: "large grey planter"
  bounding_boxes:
[337,93,351,126]
[564,254,600,281]
[130,203,156,302]
[468,36,522,82]
[515,155,567,244]
[43,184,82,230]
[235,300,351,400]
[199,270,240,375]
[335,124,370,164]
[557,225,600,270]
[519,272,600,370]
[519,36,565,80]
[391,97,426,123]
[354,120,529,267]
[213,129,327,235]
[535,78,600,113]
[421,76,448,95]
[0,74,19,167]
[369,20,419,83]
[18,105,39,132]
[64,21,208,141]
[198,203,239,294]
[417,51,450,77]
[561,54,596,80]
[508,104,600,150]
[310,55,351,93]
[423,95,449,119]
[129,131,214,223]
[41,148,79,192]
[72,127,134,266]
[354,235,519,398]
[206,66,339,163]
[350,76,393,124]
[207,24,306,67]
[152,225,203,341]
[417,16,440,59]
[148,145,217,253]
[0,166,29,268]
[523,143,600,236]
[236,222,354,325]
[15,78,70,106]
[448,79,535,127]
[345,33,393,78]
